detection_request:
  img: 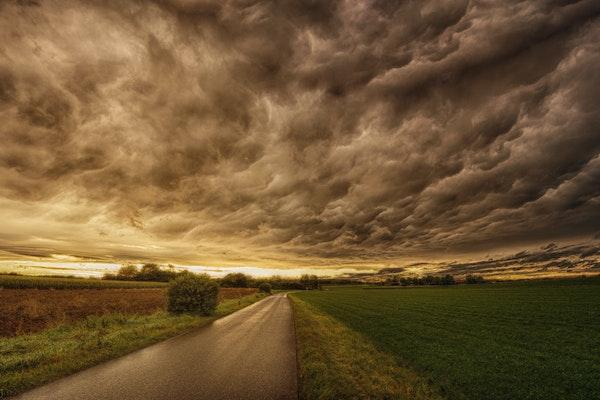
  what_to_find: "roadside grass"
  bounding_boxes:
[0,274,166,289]
[293,279,600,400]
[0,293,267,398]
[291,295,442,400]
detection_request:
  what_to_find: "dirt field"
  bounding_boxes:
[218,287,259,301]
[0,287,258,336]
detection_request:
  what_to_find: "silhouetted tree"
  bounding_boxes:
[300,274,320,290]
[441,274,455,285]
[465,274,486,284]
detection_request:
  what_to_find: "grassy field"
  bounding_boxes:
[291,278,600,400]
[0,274,167,289]
[0,292,267,397]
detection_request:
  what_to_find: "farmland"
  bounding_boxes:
[291,278,600,400]
[0,286,258,336]
[0,289,164,336]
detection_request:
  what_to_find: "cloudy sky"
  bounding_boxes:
[0,0,599,277]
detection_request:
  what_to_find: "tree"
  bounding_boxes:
[300,274,310,289]
[220,273,251,288]
[258,282,272,294]
[441,274,455,285]
[104,263,181,282]
[465,274,485,284]
[300,274,320,290]
[167,273,219,315]
[137,263,162,281]
[116,265,138,280]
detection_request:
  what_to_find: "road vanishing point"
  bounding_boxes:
[14,294,298,400]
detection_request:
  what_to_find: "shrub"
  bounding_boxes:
[167,274,218,315]
[258,282,272,294]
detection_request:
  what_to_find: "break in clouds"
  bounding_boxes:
[0,0,599,275]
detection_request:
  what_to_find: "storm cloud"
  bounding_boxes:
[1,0,599,273]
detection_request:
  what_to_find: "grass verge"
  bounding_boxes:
[0,293,267,398]
[290,295,442,400]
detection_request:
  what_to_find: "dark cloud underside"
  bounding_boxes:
[0,0,599,272]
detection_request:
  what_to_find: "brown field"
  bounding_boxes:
[217,287,258,301]
[0,287,257,336]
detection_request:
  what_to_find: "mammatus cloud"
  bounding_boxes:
[0,0,599,275]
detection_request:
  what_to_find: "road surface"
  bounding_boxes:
[15,294,297,400]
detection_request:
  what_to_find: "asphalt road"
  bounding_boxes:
[14,294,298,400]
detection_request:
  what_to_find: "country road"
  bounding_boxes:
[14,294,298,400]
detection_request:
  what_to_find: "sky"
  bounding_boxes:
[0,0,599,279]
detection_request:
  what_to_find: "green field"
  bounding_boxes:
[0,274,166,289]
[292,279,600,400]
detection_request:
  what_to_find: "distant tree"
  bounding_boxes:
[301,274,315,289]
[258,282,272,294]
[300,274,310,289]
[104,263,181,282]
[301,274,320,290]
[220,273,251,288]
[465,274,485,284]
[441,274,455,285]
[116,265,138,280]
[137,263,162,281]
[271,279,305,290]
[167,273,218,315]
[312,275,321,289]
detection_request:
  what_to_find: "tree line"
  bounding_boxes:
[382,273,485,286]
[211,272,322,290]
[103,265,322,290]
[103,263,182,282]
[103,264,485,288]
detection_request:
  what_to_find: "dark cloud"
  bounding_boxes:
[0,0,599,272]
